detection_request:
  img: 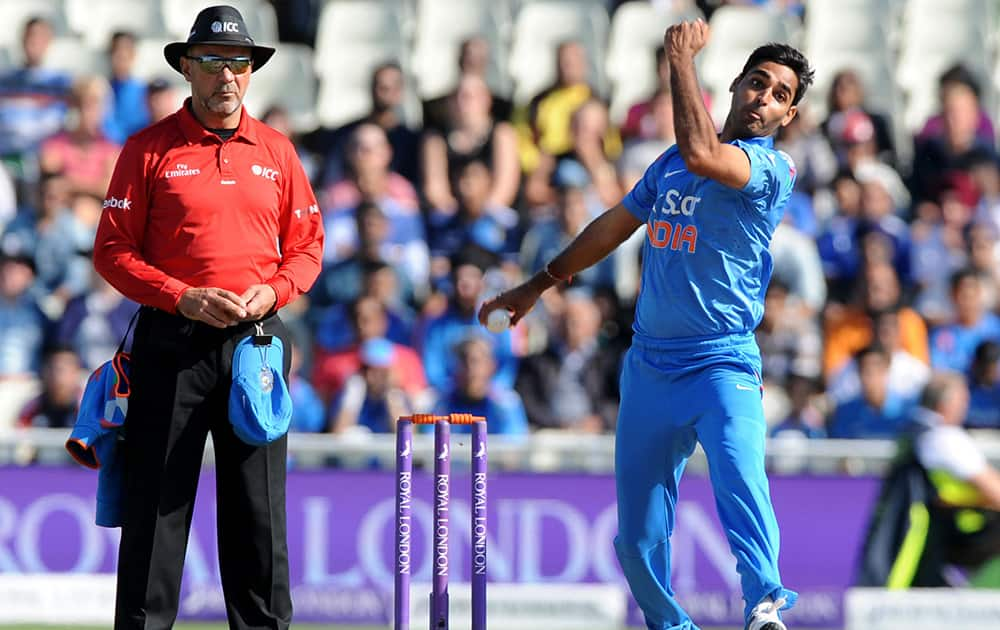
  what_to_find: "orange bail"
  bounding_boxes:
[398,414,486,425]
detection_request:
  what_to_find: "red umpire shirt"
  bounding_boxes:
[94,99,323,312]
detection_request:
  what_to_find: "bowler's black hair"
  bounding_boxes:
[738,43,814,105]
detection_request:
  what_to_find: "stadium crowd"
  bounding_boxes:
[2,0,1000,445]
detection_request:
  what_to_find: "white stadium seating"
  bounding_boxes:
[509,0,610,103]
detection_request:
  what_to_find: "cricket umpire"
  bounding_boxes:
[93,5,323,629]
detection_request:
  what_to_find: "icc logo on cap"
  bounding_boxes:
[211,20,240,34]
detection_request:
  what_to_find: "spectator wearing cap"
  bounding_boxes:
[966,340,1000,429]
[823,260,929,379]
[310,62,420,186]
[911,172,981,326]
[329,337,415,433]
[105,31,151,142]
[515,288,620,432]
[432,334,529,436]
[930,268,1000,375]
[912,65,999,203]
[0,241,47,378]
[821,69,896,167]
[426,159,520,281]
[418,246,517,394]
[0,17,72,184]
[520,160,617,292]
[421,73,520,210]
[39,75,122,198]
[833,109,909,211]
[15,344,81,428]
[311,295,426,403]
[145,78,180,123]
[827,344,915,439]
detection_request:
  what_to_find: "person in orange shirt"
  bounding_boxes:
[823,260,929,379]
[92,7,323,629]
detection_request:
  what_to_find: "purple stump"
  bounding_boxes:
[471,420,488,630]
[431,419,451,629]
[394,419,414,630]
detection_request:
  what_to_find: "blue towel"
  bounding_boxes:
[65,352,131,527]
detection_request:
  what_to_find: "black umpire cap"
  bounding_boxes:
[163,5,275,74]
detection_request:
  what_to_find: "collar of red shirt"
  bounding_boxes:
[175,97,260,146]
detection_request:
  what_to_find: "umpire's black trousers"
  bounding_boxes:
[115,307,293,630]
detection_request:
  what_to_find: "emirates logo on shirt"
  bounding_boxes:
[165,163,201,179]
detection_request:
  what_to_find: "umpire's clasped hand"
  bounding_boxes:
[177,287,249,328]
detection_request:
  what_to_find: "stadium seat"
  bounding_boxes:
[699,5,793,126]
[242,42,318,133]
[42,36,108,78]
[896,0,993,132]
[0,378,41,432]
[605,1,699,124]
[161,0,279,45]
[65,0,167,48]
[314,44,402,128]
[807,50,897,122]
[410,0,510,100]
[804,8,887,58]
[0,0,69,55]
[508,0,610,104]
[313,0,405,78]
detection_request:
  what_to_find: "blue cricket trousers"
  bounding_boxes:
[613,333,797,630]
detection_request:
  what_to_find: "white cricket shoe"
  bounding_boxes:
[747,596,787,630]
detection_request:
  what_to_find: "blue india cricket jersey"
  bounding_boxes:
[622,136,796,340]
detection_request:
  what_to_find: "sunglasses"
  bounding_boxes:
[184,54,252,75]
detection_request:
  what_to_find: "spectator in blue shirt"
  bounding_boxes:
[828,344,914,439]
[105,31,150,142]
[288,339,326,433]
[418,245,517,393]
[966,340,1000,429]
[931,268,1000,374]
[0,17,72,182]
[55,269,138,369]
[433,335,528,436]
[520,160,616,292]
[3,174,93,314]
[0,241,48,378]
[427,159,520,276]
[329,338,415,434]
[770,374,827,439]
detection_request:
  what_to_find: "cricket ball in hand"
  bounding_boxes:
[486,309,511,333]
